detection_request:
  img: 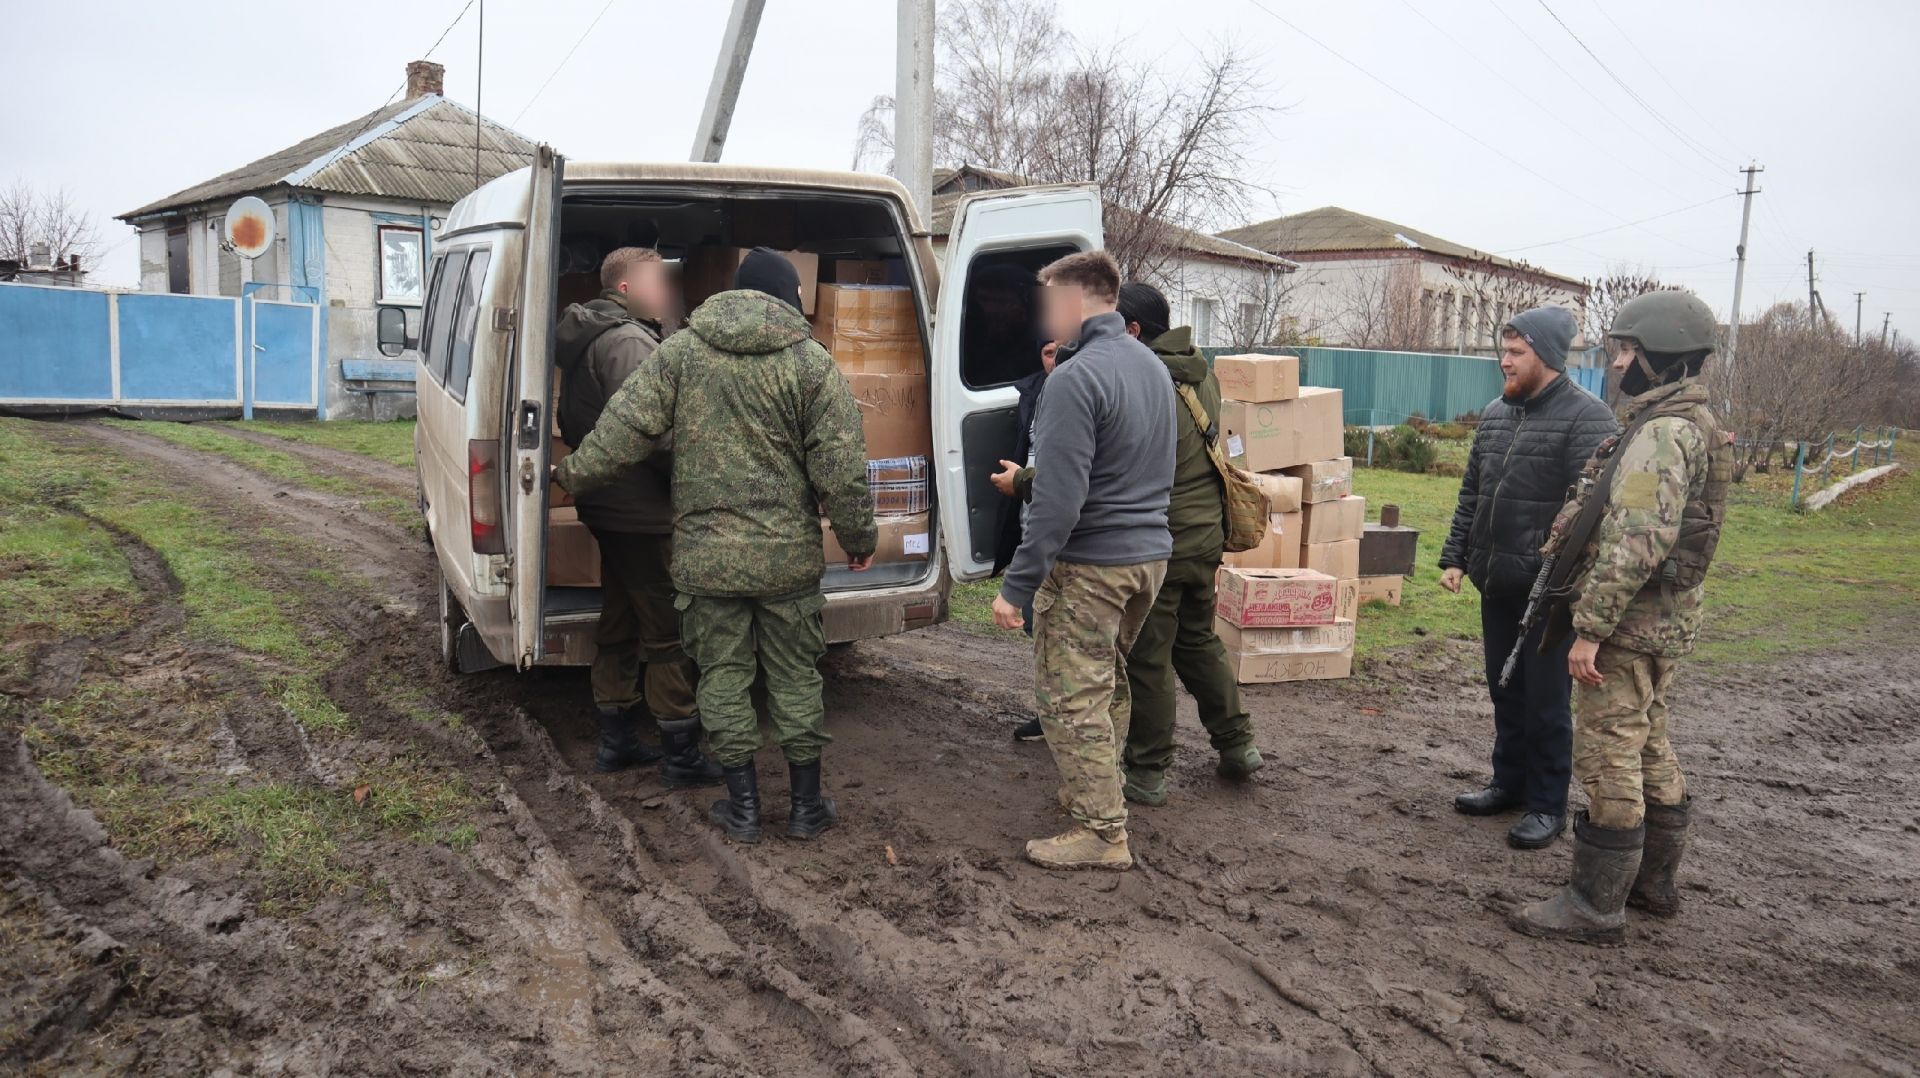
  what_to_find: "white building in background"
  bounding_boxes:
[928,166,1298,348]
[115,60,534,418]
[1219,206,1590,356]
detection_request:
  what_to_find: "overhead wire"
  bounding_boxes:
[512,0,621,126]
[1496,192,1736,254]
[1585,0,1744,162]
[306,0,480,183]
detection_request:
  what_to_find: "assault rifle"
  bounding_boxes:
[1499,552,1560,688]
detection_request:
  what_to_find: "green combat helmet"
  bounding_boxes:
[1609,290,1717,354]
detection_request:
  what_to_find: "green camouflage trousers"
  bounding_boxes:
[1032,559,1168,834]
[1123,554,1253,774]
[675,590,830,767]
[1575,642,1688,829]
[588,529,697,721]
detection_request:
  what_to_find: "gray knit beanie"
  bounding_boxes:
[1503,305,1577,371]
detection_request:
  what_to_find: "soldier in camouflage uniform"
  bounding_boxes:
[556,249,877,844]
[1512,290,1731,946]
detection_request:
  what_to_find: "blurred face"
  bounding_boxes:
[1499,331,1552,397]
[1040,340,1059,374]
[616,260,672,322]
[1041,283,1085,346]
[1610,339,1640,373]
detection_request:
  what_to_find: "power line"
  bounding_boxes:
[1585,0,1744,162]
[305,0,480,183]
[1497,192,1735,254]
[512,0,620,126]
[1532,0,1734,176]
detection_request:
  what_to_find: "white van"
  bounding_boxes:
[387,147,1103,672]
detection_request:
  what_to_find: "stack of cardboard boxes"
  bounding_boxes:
[1213,567,1356,683]
[1210,353,1364,683]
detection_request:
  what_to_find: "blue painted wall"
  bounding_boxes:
[0,285,112,400]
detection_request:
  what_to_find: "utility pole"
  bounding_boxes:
[1726,164,1762,366]
[893,0,936,224]
[689,0,768,163]
[1854,292,1865,345]
[1806,249,1818,328]
[1884,312,1893,348]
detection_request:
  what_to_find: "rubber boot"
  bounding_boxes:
[784,759,839,840]
[709,763,762,844]
[1217,744,1265,780]
[595,707,663,773]
[1628,798,1690,917]
[658,717,724,789]
[1510,812,1644,946]
[1122,766,1169,806]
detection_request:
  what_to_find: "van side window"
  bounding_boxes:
[959,247,1073,390]
[421,250,468,386]
[445,249,493,404]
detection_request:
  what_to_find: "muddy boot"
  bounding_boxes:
[1122,766,1169,806]
[709,763,762,844]
[1629,798,1691,917]
[1026,825,1132,871]
[1510,812,1644,946]
[658,717,724,789]
[595,707,664,773]
[1217,744,1265,780]
[784,759,839,840]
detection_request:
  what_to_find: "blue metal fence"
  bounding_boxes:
[0,282,317,416]
[1201,344,1612,426]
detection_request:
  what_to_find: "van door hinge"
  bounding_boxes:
[520,457,537,494]
[492,307,518,332]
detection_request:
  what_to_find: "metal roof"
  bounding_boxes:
[1218,206,1584,287]
[119,95,535,221]
[927,191,1294,269]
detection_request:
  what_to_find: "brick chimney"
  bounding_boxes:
[406,60,445,99]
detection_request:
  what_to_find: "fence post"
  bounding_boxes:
[1791,441,1806,509]
[1366,410,1376,468]
[1851,425,1862,474]
[1821,434,1834,485]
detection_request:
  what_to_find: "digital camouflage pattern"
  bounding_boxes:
[588,530,696,720]
[1122,554,1251,775]
[1575,642,1686,829]
[556,288,877,598]
[1565,378,1726,657]
[676,591,830,767]
[1032,559,1168,834]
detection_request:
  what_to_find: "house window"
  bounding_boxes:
[1239,302,1261,344]
[1192,298,1216,347]
[166,228,190,294]
[378,225,425,304]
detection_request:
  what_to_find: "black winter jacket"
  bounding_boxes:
[1440,374,1618,599]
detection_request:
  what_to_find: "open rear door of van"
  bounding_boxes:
[508,146,564,669]
[931,184,1104,582]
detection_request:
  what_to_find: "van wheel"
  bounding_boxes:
[438,567,468,673]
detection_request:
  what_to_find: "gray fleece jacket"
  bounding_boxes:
[998,311,1175,608]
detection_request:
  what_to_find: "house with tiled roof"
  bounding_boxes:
[1220,206,1589,353]
[117,60,534,417]
[930,166,1299,348]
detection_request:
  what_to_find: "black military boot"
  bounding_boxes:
[1510,812,1645,946]
[1507,811,1566,850]
[1628,798,1691,917]
[709,763,762,844]
[657,717,724,788]
[1455,784,1523,816]
[595,707,664,773]
[784,759,839,840]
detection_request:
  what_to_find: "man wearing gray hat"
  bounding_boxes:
[1439,305,1618,849]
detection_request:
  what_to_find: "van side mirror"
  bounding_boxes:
[376,305,414,357]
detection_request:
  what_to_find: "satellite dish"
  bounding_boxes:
[223,195,275,259]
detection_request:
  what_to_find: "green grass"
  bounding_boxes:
[0,491,140,686]
[228,419,417,471]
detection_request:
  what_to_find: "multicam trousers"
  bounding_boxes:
[1122,554,1253,775]
[587,529,698,721]
[675,589,830,767]
[1575,641,1689,829]
[1032,559,1169,835]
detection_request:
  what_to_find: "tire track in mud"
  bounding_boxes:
[207,423,418,496]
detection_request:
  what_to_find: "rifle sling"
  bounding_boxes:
[1542,404,1664,595]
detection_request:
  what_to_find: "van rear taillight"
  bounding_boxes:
[468,440,506,554]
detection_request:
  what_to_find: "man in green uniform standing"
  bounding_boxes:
[556,248,877,844]
[1112,282,1262,806]
[1512,290,1731,945]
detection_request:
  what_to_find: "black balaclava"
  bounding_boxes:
[1620,346,1709,397]
[735,247,803,312]
[1116,282,1171,342]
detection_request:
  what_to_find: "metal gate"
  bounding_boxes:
[248,297,319,411]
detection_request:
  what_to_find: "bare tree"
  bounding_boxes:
[1584,266,1673,351]
[1337,262,1427,351]
[0,180,99,273]
[1440,256,1562,351]
[1208,266,1318,349]
[1708,301,1884,480]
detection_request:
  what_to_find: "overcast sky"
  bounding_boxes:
[9,0,1916,337]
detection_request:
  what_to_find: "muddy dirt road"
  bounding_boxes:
[6,418,1917,1076]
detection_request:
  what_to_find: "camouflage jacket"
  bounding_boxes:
[555,289,876,598]
[1568,378,1720,657]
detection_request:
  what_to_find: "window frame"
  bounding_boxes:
[444,248,492,405]
[420,249,469,388]
[376,223,426,306]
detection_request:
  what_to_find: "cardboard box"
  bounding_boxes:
[1357,574,1404,607]
[822,511,933,565]
[684,246,821,315]
[1216,566,1339,627]
[1214,354,1300,403]
[842,367,932,460]
[1303,538,1361,581]
[1227,647,1354,684]
[1335,576,1359,622]
[1359,523,1420,577]
[830,258,903,285]
[1249,471,1303,514]
[546,506,601,587]
[1221,386,1344,472]
[868,457,931,515]
[814,285,923,370]
[1283,456,1354,503]
[1215,617,1354,655]
[1301,495,1366,544]
[1222,511,1300,570]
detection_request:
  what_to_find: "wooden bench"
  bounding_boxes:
[340,358,417,396]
